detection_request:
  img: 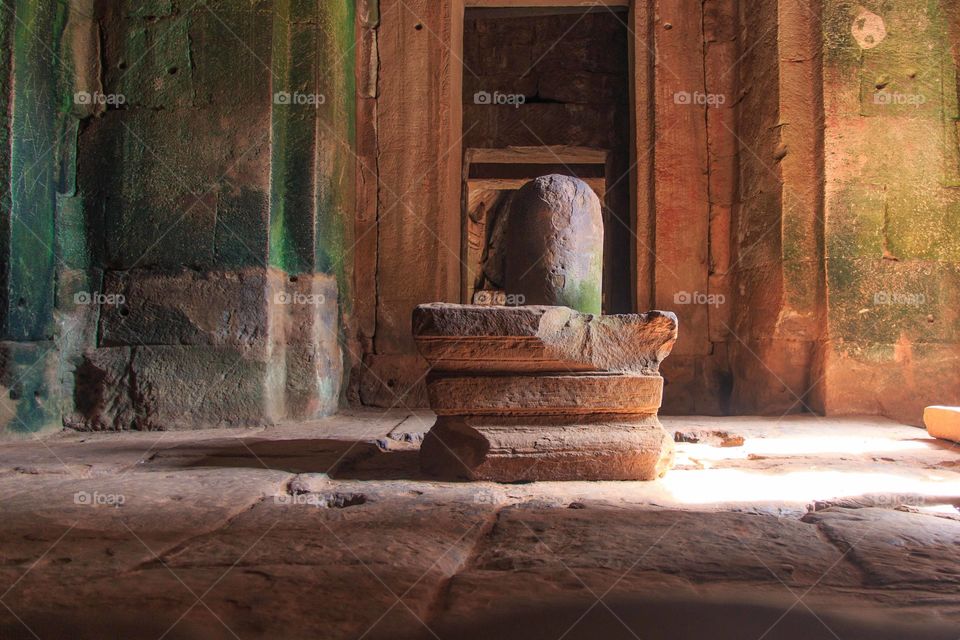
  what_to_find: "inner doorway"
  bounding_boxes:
[460,6,633,313]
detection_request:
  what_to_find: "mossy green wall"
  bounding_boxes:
[822,0,960,422]
[0,4,11,327]
[0,0,357,435]
[269,0,356,291]
[6,0,69,342]
[0,1,75,436]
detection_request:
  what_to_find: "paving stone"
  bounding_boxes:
[0,469,289,579]
[469,506,860,588]
[802,507,960,590]
[0,416,958,639]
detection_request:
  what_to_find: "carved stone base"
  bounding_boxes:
[413,304,679,482]
[421,415,674,482]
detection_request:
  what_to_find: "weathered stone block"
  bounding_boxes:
[68,344,280,431]
[190,7,273,107]
[413,304,677,375]
[131,345,279,430]
[421,415,674,482]
[0,342,61,436]
[67,347,135,431]
[99,268,271,350]
[71,269,342,430]
[923,405,960,444]
[426,374,663,417]
[271,273,343,418]
[214,186,270,267]
[114,16,192,109]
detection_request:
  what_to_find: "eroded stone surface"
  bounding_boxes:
[803,507,960,590]
[421,416,674,482]
[413,303,678,375]
[99,268,271,349]
[925,406,960,444]
[503,175,604,314]
[0,414,959,639]
[426,374,663,416]
[66,270,342,431]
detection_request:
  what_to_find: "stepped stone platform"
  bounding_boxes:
[413,304,678,481]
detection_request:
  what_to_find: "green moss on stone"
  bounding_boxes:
[824,0,960,362]
[564,276,602,316]
[6,0,69,341]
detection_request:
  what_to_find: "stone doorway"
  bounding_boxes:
[461,145,609,305]
[461,6,633,313]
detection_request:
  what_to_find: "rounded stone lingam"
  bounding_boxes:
[503,174,603,314]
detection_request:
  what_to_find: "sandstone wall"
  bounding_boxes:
[818,0,960,425]
[0,0,356,436]
[3,0,958,432]
[352,0,960,425]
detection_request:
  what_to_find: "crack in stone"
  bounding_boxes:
[124,473,294,573]
[800,512,871,587]
[423,505,504,626]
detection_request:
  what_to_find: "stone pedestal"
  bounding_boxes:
[413,304,678,481]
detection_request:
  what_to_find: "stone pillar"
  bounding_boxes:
[0,1,356,436]
[0,1,69,436]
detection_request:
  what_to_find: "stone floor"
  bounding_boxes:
[1,412,959,639]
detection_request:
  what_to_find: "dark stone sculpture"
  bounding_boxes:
[503,175,603,314]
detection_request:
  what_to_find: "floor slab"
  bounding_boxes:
[0,413,958,639]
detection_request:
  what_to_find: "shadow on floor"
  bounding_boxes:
[4,594,955,640]
[384,595,957,640]
[143,437,436,481]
